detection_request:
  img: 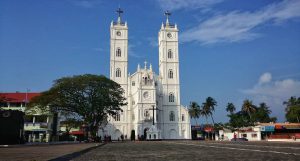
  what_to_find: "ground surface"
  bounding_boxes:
[74,141,300,161]
[0,141,299,161]
[0,143,98,161]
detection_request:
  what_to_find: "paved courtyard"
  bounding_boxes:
[74,141,300,161]
[0,141,299,161]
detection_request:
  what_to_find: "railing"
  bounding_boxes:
[113,22,126,26]
[25,122,48,128]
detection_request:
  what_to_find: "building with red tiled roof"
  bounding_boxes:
[0,92,56,143]
[0,92,40,102]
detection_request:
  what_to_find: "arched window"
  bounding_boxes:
[168,49,173,59]
[182,114,185,121]
[169,111,175,121]
[169,93,174,102]
[116,68,121,77]
[168,70,173,79]
[116,48,121,57]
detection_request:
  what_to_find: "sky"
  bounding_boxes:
[1,0,300,123]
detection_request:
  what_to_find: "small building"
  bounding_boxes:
[0,92,57,142]
[258,122,300,142]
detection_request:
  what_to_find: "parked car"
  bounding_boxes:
[231,138,248,141]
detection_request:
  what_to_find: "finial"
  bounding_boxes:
[164,10,171,26]
[150,64,152,71]
[144,60,147,69]
[116,7,123,24]
[137,64,140,71]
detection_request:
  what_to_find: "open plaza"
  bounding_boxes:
[0,141,299,161]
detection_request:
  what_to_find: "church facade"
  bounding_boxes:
[100,10,191,140]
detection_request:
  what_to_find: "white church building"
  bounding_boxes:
[99,9,191,140]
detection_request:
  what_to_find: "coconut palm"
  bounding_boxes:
[283,96,299,112]
[203,97,217,125]
[188,102,201,125]
[242,99,256,120]
[226,102,236,114]
[200,105,209,124]
[283,97,300,122]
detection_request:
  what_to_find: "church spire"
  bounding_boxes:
[164,10,171,26]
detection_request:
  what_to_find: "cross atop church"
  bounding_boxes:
[116,7,123,23]
[164,10,171,25]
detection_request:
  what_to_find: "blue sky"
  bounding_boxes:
[1,0,300,123]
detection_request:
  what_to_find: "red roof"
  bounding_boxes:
[0,93,40,103]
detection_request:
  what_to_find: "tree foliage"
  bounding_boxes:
[241,99,256,120]
[28,74,126,138]
[228,100,277,128]
[284,96,300,123]
[189,102,201,125]
[226,103,236,114]
[202,97,217,125]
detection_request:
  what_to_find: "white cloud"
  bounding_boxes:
[259,72,272,85]
[181,0,300,44]
[241,72,300,121]
[157,0,223,11]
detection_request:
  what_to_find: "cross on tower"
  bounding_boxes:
[116,7,123,23]
[164,10,171,24]
[116,7,123,18]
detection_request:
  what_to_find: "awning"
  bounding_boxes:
[69,131,84,135]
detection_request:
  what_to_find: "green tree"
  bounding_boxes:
[228,111,252,128]
[242,99,256,121]
[252,102,277,123]
[188,102,201,125]
[28,74,126,139]
[203,97,217,125]
[284,96,300,122]
[226,103,236,114]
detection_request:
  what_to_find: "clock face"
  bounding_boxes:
[116,31,121,36]
[167,32,172,38]
[143,91,149,99]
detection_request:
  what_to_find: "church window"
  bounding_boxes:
[169,111,175,121]
[168,49,173,59]
[114,113,120,121]
[132,81,135,86]
[182,114,185,121]
[168,70,173,79]
[116,48,121,57]
[169,93,174,102]
[144,110,150,119]
[116,68,121,77]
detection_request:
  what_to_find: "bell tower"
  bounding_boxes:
[158,11,181,109]
[110,8,128,95]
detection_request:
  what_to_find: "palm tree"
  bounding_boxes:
[200,105,209,124]
[283,97,300,122]
[283,96,298,112]
[203,97,217,125]
[226,103,236,114]
[188,102,201,125]
[242,99,256,120]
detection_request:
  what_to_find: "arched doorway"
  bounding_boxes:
[114,129,121,140]
[169,129,177,139]
[130,130,135,141]
[143,128,149,140]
